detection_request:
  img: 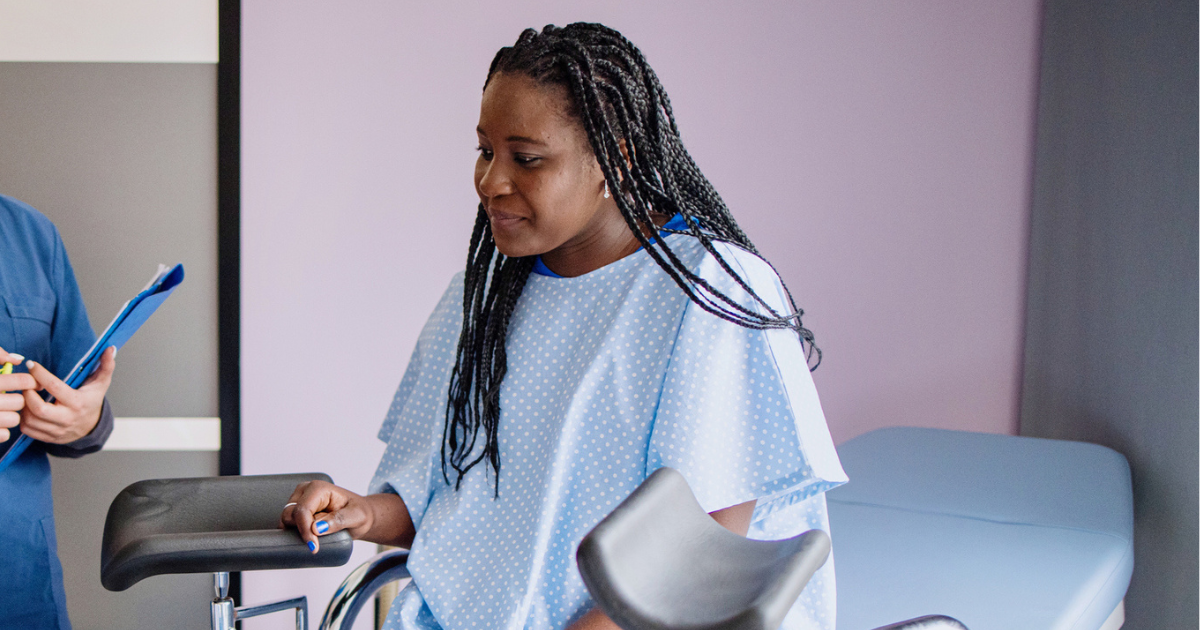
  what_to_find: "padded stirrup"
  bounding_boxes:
[577,467,831,630]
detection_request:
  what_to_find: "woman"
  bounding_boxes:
[283,23,845,630]
[0,193,118,630]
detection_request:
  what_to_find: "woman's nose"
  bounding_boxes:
[476,160,512,200]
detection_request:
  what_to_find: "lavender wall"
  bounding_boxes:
[241,1,1042,625]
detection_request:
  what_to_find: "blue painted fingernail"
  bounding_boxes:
[314,520,329,534]
[307,540,316,552]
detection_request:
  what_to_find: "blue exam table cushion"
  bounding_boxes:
[827,428,1133,630]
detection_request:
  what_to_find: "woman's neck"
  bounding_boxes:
[539,211,669,278]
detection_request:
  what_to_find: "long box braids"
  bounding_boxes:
[443,23,820,495]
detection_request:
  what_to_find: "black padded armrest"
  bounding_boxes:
[101,473,354,591]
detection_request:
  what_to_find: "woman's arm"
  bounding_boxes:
[566,499,757,630]
[280,480,416,553]
[707,499,756,536]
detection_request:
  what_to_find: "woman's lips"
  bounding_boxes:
[488,209,525,228]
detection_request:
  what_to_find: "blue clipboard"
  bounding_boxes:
[0,263,185,472]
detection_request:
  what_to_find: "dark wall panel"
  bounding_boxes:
[1021,1,1198,627]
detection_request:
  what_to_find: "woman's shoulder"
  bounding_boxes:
[414,271,467,342]
[669,236,793,316]
[699,240,780,280]
[428,271,466,319]
[660,227,783,284]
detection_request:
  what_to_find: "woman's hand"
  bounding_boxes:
[280,480,416,553]
[0,347,36,443]
[567,608,622,630]
[20,346,116,444]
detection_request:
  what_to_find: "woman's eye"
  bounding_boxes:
[514,154,541,165]
[476,146,493,161]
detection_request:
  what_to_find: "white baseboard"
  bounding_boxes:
[105,417,220,451]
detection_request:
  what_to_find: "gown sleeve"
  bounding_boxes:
[369,274,465,530]
[377,343,423,444]
[647,242,847,519]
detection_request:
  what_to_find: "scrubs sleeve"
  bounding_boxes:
[369,273,466,530]
[43,398,113,458]
[647,243,847,520]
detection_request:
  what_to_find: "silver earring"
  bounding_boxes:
[603,181,611,199]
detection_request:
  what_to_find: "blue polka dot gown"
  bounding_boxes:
[370,234,847,630]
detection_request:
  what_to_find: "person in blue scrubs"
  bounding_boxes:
[0,194,117,630]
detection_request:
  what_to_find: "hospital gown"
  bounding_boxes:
[370,233,847,630]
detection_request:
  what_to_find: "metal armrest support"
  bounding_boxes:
[211,571,309,630]
[319,549,411,630]
[238,596,308,627]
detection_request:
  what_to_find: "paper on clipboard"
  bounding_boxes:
[0,263,185,472]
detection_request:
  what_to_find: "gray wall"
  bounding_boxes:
[0,63,219,629]
[1020,1,1198,628]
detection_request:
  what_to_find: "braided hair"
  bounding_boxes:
[442,22,819,493]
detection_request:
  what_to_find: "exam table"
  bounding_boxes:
[99,428,1133,630]
[826,428,1134,630]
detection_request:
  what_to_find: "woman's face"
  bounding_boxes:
[475,72,634,275]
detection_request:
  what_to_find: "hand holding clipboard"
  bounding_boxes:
[0,263,185,472]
